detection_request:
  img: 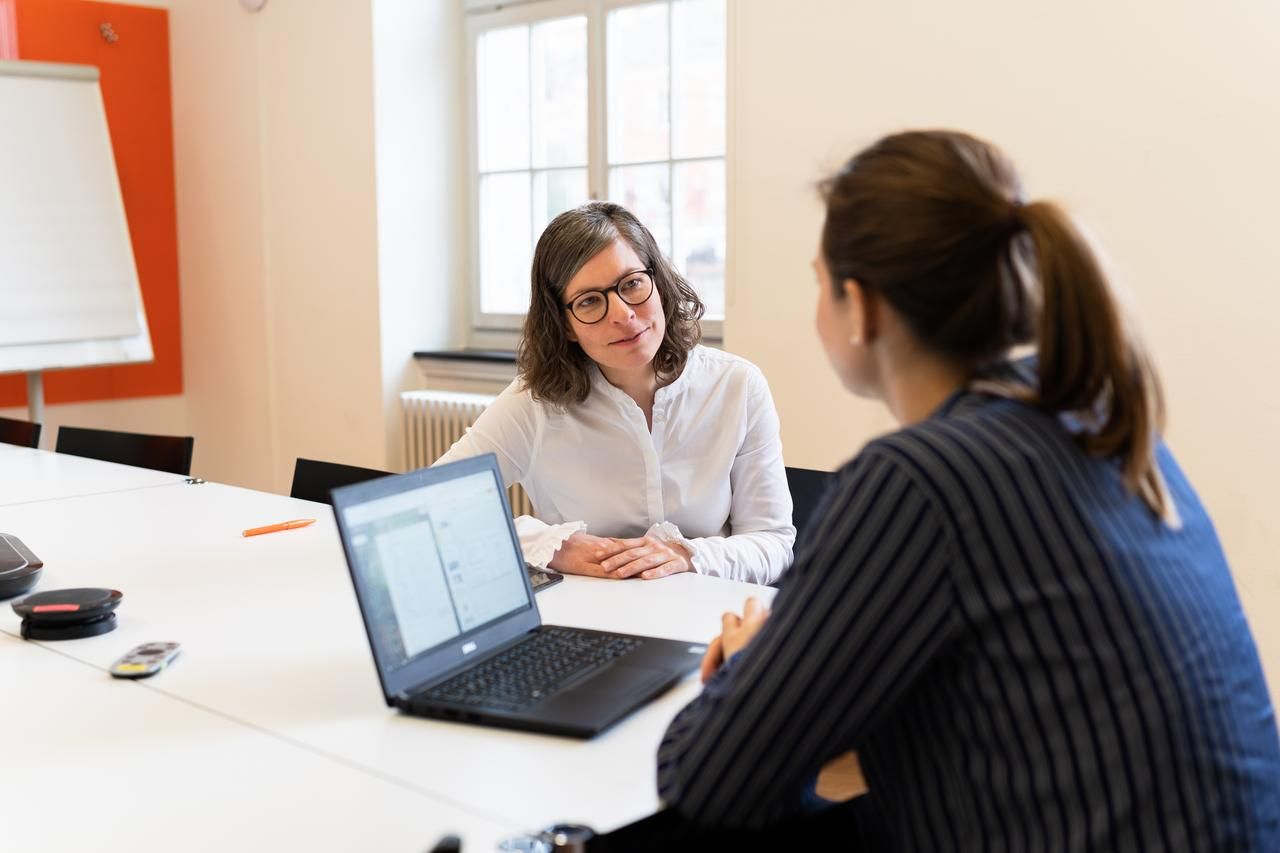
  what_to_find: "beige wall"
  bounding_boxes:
[372,0,467,473]
[253,0,384,486]
[167,0,274,489]
[173,0,386,491]
[726,0,1280,691]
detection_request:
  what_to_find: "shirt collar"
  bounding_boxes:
[587,346,701,405]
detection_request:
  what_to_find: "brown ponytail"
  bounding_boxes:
[1018,201,1176,524]
[820,130,1176,524]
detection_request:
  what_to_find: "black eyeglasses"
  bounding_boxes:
[562,268,655,324]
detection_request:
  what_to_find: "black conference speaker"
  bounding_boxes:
[0,533,43,600]
[11,588,123,640]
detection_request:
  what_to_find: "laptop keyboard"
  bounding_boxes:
[417,627,642,713]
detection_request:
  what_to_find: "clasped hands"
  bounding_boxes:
[548,531,693,580]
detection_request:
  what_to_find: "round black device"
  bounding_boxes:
[11,588,123,640]
[0,533,43,600]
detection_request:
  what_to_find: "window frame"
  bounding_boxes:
[464,0,725,348]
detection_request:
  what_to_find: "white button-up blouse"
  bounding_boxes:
[435,346,795,584]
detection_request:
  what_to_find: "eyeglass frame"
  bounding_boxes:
[561,268,655,325]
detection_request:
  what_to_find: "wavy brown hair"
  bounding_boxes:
[517,202,704,407]
[820,130,1175,523]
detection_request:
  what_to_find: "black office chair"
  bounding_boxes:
[0,416,42,449]
[290,457,392,506]
[785,466,837,544]
[55,425,195,475]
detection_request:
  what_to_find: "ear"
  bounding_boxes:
[565,321,578,343]
[842,278,881,343]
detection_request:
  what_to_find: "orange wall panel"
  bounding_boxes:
[0,0,182,407]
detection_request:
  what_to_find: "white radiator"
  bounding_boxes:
[400,389,535,517]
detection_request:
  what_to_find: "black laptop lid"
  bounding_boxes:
[331,453,541,702]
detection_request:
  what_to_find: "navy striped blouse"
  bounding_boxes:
[657,377,1280,850]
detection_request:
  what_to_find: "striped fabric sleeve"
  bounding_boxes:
[656,448,959,828]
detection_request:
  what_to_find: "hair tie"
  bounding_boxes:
[1005,199,1026,236]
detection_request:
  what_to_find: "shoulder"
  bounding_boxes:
[818,441,957,550]
[689,345,762,375]
[482,379,545,421]
[858,393,1061,508]
[670,349,777,423]
[684,346,769,392]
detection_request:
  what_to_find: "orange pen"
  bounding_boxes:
[242,518,316,537]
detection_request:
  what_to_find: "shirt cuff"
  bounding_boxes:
[646,521,703,574]
[517,518,587,568]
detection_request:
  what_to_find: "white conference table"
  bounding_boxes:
[0,632,515,852]
[1,459,776,843]
[0,443,188,507]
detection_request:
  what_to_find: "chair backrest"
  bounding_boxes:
[290,457,392,506]
[55,425,195,475]
[785,466,837,545]
[0,416,42,449]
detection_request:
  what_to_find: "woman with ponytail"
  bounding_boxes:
[649,131,1280,849]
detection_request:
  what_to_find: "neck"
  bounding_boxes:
[878,346,970,426]
[599,362,659,410]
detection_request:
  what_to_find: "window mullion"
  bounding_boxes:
[527,27,536,266]
[667,0,675,255]
[588,0,607,200]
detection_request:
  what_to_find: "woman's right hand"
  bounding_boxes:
[547,531,627,578]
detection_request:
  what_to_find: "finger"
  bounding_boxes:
[723,611,768,659]
[611,551,671,579]
[601,549,641,573]
[742,597,764,621]
[639,559,681,580]
[745,604,772,628]
[721,610,742,631]
[553,560,599,578]
[582,562,617,579]
[700,636,724,684]
[591,539,634,562]
[600,545,656,573]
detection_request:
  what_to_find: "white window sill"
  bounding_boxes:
[414,350,518,385]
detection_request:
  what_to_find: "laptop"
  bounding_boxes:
[331,453,705,739]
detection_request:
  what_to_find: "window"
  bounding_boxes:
[466,0,727,339]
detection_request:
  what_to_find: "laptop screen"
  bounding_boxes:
[339,465,533,674]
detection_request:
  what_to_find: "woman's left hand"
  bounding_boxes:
[700,597,770,682]
[720,597,769,659]
[600,536,694,580]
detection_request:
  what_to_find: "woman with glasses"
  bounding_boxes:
[643,130,1280,849]
[436,202,795,585]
